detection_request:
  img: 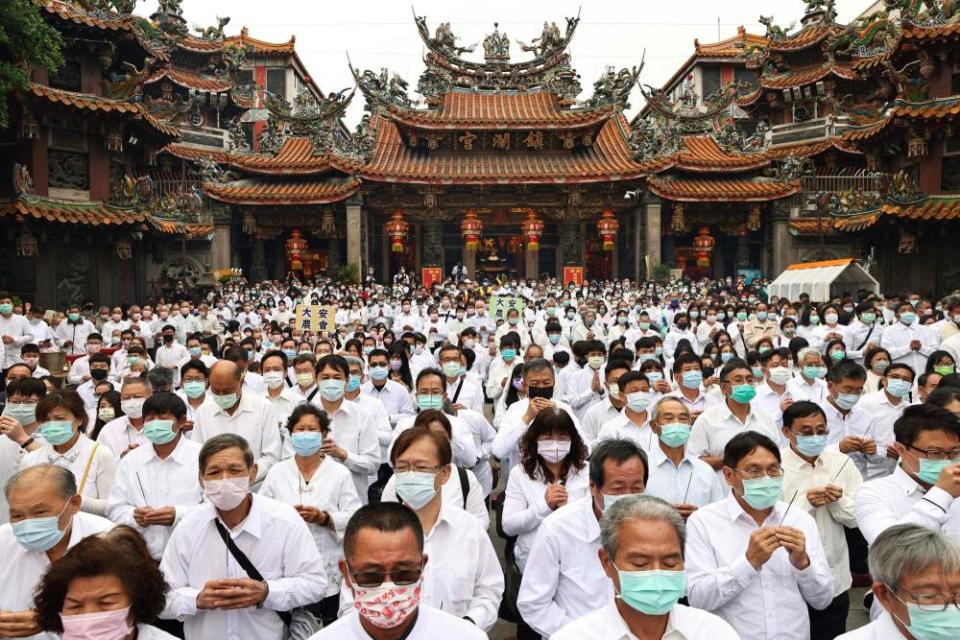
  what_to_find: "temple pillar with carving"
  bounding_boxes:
[250,237,267,282]
[771,201,795,275]
[644,198,663,269]
[345,197,363,281]
[560,218,582,266]
[421,217,443,269]
[211,205,232,271]
[633,207,643,280]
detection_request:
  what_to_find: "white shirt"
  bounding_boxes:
[0,512,114,640]
[517,496,613,638]
[0,313,32,367]
[260,456,362,597]
[754,380,789,433]
[260,385,302,455]
[316,398,380,503]
[22,435,116,516]
[502,463,590,571]
[360,379,415,426]
[563,366,605,421]
[337,502,504,631]
[446,375,484,414]
[780,445,862,595]
[551,601,740,640]
[26,318,52,346]
[310,605,486,640]
[581,399,623,447]
[881,320,939,373]
[595,411,656,454]
[155,342,191,379]
[105,436,203,558]
[854,390,909,479]
[644,444,727,508]
[688,400,780,472]
[54,319,96,354]
[191,393,281,482]
[160,494,329,640]
[382,465,489,530]
[492,398,586,471]
[854,464,960,545]
[820,399,893,484]
[786,376,828,404]
[836,610,905,639]
[486,355,524,400]
[685,495,835,640]
[96,416,149,457]
[390,412,478,469]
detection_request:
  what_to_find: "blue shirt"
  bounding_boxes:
[644,443,727,506]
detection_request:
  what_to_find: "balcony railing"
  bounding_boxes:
[770,116,856,147]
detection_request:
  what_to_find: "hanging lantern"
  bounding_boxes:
[386,209,409,253]
[241,211,257,235]
[18,110,38,140]
[908,136,928,159]
[114,239,132,260]
[285,229,308,270]
[460,209,483,250]
[105,128,123,153]
[597,209,619,252]
[671,203,688,234]
[747,205,761,232]
[693,226,716,267]
[508,235,524,254]
[15,227,38,257]
[320,208,336,236]
[521,209,544,252]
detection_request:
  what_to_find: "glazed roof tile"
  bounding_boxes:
[224,28,296,55]
[26,84,179,138]
[646,175,801,202]
[164,138,362,176]
[694,27,769,58]
[41,0,131,31]
[890,98,960,120]
[673,135,770,173]
[144,68,234,93]
[902,21,960,42]
[882,196,960,221]
[203,177,361,205]
[766,23,837,52]
[760,63,858,90]
[0,196,186,234]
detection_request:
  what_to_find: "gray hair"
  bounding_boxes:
[523,358,553,377]
[343,355,364,371]
[650,396,688,424]
[198,433,254,472]
[797,347,823,364]
[146,366,173,388]
[5,464,76,501]
[600,495,686,559]
[869,524,960,589]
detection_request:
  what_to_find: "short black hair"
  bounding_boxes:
[672,352,700,374]
[415,367,446,391]
[616,370,648,389]
[221,345,247,364]
[760,347,791,366]
[343,502,424,560]
[181,359,208,379]
[886,362,916,382]
[782,400,826,430]
[723,431,781,469]
[142,392,187,420]
[927,386,960,407]
[367,348,389,362]
[6,377,47,399]
[584,339,606,355]
[260,349,288,369]
[718,357,750,381]
[316,354,350,378]
[827,359,867,383]
[553,351,570,367]
[894,404,960,447]
[604,359,631,377]
[589,439,648,488]
[89,352,111,367]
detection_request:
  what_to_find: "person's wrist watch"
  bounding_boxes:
[19,437,34,450]
[256,580,269,608]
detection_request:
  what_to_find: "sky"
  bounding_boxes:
[138,0,871,126]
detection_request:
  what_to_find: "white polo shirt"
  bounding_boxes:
[191,392,281,482]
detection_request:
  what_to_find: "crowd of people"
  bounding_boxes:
[1,271,960,640]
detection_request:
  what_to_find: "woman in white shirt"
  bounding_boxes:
[502,407,590,572]
[863,347,892,395]
[23,390,116,515]
[260,403,362,627]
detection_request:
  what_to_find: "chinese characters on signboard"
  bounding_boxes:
[488,295,526,321]
[295,304,336,333]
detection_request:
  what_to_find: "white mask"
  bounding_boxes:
[120,398,145,419]
[203,476,250,511]
[537,439,572,464]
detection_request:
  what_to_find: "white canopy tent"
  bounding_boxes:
[767,258,879,302]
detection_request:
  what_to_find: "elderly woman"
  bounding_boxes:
[259,404,362,627]
[840,524,960,639]
[34,525,175,640]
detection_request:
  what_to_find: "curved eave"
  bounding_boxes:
[902,21,960,43]
[41,1,132,32]
[382,102,615,132]
[765,24,837,53]
[203,178,361,205]
[144,69,234,94]
[25,84,179,139]
[764,137,864,160]
[890,98,960,122]
[668,136,771,174]
[759,64,858,91]
[646,176,801,202]
[163,142,361,177]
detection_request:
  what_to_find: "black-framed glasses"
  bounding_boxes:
[908,445,960,462]
[348,565,423,588]
[734,466,784,480]
[888,583,960,612]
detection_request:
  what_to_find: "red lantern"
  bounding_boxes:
[285,229,308,271]
[597,209,619,252]
[693,226,716,267]
[385,210,408,253]
[460,209,483,250]
[521,209,544,252]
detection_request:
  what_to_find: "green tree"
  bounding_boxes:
[0,0,64,129]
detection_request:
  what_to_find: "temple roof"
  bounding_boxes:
[0,195,198,235]
[646,175,801,202]
[901,20,960,43]
[40,0,133,32]
[165,137,363,176]
[758,63,858,90]
[175,27,297,56]
[694,27,769,58]
[765,22,839,53]
[203,176,361,205]
[672,135,770,173]
[384,91,614,131]
[144,68,234,94]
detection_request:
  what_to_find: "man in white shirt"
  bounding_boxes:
[844,303,883,364]
[517,438,648,638]
[822,360,888,482]
[563,340,607,421]
[0,297,32,370]
[688,357,780,475]
[53,305,96,355]
[881,301,939,374]
[25,309,52,349]
[160,433,327,640]
[552,495,739,640]
[155,325,190,385]
[315,502,486,639]
[856,362,916,480]
[485,335,523,402]
[780,400,863,639]
[97,376,151,457]
[361,349,415,428]
[0,465,114,640]
[191,360,281,482]
[854,403,960,546]
[754,347,794,432]
[106,392,202,558]
[392,299,422,333]
[66,333,105,385]
[581,360,630,446]
[685,431,835,640]
[644,396,725,515]
[437,345,483,414]
[596,371,656,453]
[668,353,719,420]
[837,524,960,640]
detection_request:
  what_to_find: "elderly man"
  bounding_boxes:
[837,524,960,639]
[191,360,281,483]
[0,465,114,639]
[160,434,327,640]
[97,376,151,457]
[517,439,647,638]
[787,347,830,404]
[313,503,486,638]
[552,496,738,639]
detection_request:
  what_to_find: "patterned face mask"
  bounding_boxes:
[352,579,422,629]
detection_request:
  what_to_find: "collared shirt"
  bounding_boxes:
[312,398,380,503]
[105,436,203,558]
[0,511,114,640]
[260,385,301,457]
[780,446,862,595]
[688,400,780,472]
[446,375,484,414]
[502,463,590,571]
[53,319,96,355]
[835,610,905,639]
[160,494,328,640]
[595,411,656,454]
[360,379,415,426]
[820,399,891,481]
[855,389,910,479]
[311,605,487,640]
[685,494,835,640]
[337,502,503,632]
[563,366,606,421]
[581,398,623,446]
[382,464,489,530]
[551,601,740,640]
[391,412,478,469]
[97,416,149,457]
[786,376,828,404]
[191,393,281,482]
[486,356,524,400]
[645,444,726,508]
[880,321,939,373]
[22,434,116,516]
[348,393,392,466]
[517,496,613,637]
[666,388,719,416]
[844,320,883,363]
[0,313,32,367]
[854,464,960,544]
[754,380,789,433]
[260,456,362,597]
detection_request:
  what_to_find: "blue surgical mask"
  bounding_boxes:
[11,501,70,552]
[143,419,177,445]
[212,391,239,410]
[395,470,438,510]
[291,431,324,457]
[602,492,639,513]
[319,379,345,402]
[901,312,917,325]
[720,352,733,363]
[730,383,756,404]
[834,392,861,411]
[188,346,202,357]
[40,420,75,446]
[659,423,691,448]
[795,434,828,458]
[283,348,298,360]
[502,348,517,361]
[886,378,912,399]
[548,334,561,345]
[346,374,362,393]
[615,567,686,616]
[5,403,37,426]
[889,588,960,640]
[756,312,768,322]
[646,371,663,383]
[681,371,703,390]
[369,365,389,381]
[625,391,651,412]
[740,475,783,510]
[917,458,953,485]
[803,365,827,380]
[183,381,205,399]
[417,394,443,411]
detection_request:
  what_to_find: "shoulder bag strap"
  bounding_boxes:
[856,325,875,352]
[457,465,469,507]
[77,443,99,495]
[452,378,465,404]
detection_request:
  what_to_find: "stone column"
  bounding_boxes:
[421,218,443,268]
[633,207,643,281]
[525,248,538,280]
[463,244,477,280]
[561,218,582,266]
[644,198,663,269]
[771,202,794,276]
[250,237,267,282]
[210,205,232,271]
[345,196,363,281]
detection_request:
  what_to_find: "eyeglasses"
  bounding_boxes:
[889,584,960,612]
[394,464,440,474]
[734,466,783,480]
[908,445,960,462]
[349,565,423,588]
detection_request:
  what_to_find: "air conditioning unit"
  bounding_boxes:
[783,89,793,103]
[793,104,812,122]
